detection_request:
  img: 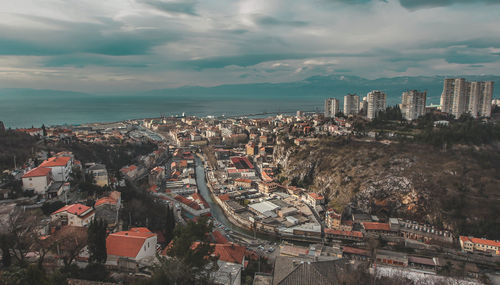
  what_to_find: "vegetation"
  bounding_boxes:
[146,216,216,285]
[415,114,500,148]
[0,130,39,171]
[120,185,176,244]
[60,140,157,176]
[278,137,500,239]
[87,219,107,264]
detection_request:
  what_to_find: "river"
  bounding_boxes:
[195,156,276,241]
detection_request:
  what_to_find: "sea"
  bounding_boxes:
[0,91,324,128]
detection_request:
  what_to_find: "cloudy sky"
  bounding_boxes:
[1,0,499,92]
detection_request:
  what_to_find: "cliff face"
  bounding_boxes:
[274,137,500,239]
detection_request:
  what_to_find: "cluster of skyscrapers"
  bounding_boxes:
[324,91,388,120]
[324,78,495,122]
[440,78,494,118]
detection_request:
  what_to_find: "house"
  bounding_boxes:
[375,249,408,267]
[47,181,70,199]
[305,192,324,206]
[272,257,347,285]
[460,236,500,255]
[51,203,95,227]
[94,191,121,226]
[362,222,397,236]
[106,227,157,264]
[22,167,52,195]
[86,164,109,187]
[39,156,72,182]
[234,178,252,189]
[325,209,341,229]
[120,165,138,179]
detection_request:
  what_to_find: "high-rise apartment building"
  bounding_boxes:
[451,78,469,118]
[440,78,455,114]
[367,91,387,120]
[324,98,340,118]
[401,90,427,120]
[481,81,494,118]
[440,78,494,118]
[344,94,360,116]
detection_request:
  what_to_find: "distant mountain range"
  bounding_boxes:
[2,74,499,105]
[1,74,499,128]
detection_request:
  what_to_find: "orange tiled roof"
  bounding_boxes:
[52,203,92,217]
[22,167,51,178]
[212,230,229,244]
[324,228,363,238]
[218,194,230,201]
[95,197,117,207]
[214,243,246,265]
[362,222,391,231]
[461,236,500,247]
[308,192,324,200]
[106,227,156,258]
[39,156,71,167]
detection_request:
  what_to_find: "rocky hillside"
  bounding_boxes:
[275,137,500,239]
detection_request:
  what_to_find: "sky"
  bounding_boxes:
[0,0,499,92]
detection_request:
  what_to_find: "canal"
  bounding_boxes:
[195,156,275,241]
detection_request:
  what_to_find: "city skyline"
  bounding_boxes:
[1,0,500,92]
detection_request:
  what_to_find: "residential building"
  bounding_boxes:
[51,203,95,227]
[401,90,426,120]
[459,236,500,255]
[359,96,368,114]
[366,91,387,119]
[440,78,495,118]
[39,156,72,182]
[440,78,455,114]
[451,78,468,118]
[22,167,52,195]
[86,163,109,187]
[325,209,341,229]
[480,81,494,117]
[305,192,324,206]
[106,227,158,263]
[375,249,408,267]
[344,94,360,116]
[324,98,340,118]
[95,191,121,226]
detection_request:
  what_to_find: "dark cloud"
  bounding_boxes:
[43,54,150,68]
[0,17,180,57]
[398,0,500,10]
[253,15,308,27]
[140,0,198,16]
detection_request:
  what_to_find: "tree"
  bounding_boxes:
[87,219,107,264]
[41,201,66,216]
[162,205,176,244]
[0,234,12,267]
[159,216,216,283]
[52,226,88,268]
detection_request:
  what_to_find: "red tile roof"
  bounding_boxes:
[342,246,370,256]
[234,178,252,184]
[95,197,117,207]
[308,192,324,200]
[324,228,363,238]
[39,156,71,167]
[362,222,391,231]
[460,236,500,247]
[218,194,230,202]
[106,227,156,258]
[22,167,51,178]
[230,156,254,169]
[212,230,229,244]
[52,203,92,217]
[214,243,246,265]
